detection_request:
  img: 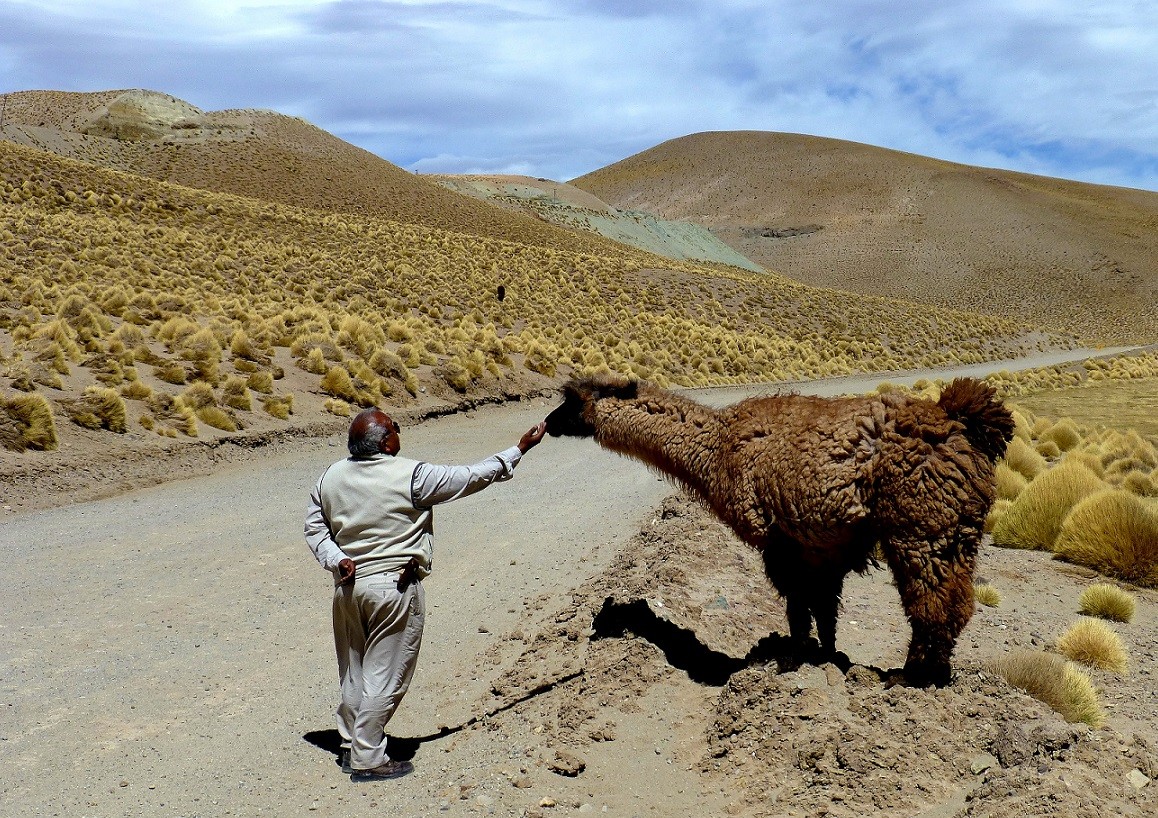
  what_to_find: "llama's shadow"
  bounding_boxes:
[304,596,897,767]
[591,596,894,685]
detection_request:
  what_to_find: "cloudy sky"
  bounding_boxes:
[2,1,1156,190]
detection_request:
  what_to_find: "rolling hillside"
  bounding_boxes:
[0,89,621,257]
[571,131,1158,343]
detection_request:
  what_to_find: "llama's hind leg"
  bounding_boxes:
[883,532,978,687]
[784,572,845,658]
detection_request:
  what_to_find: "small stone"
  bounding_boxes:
[119,780,129,788]
[578,804,595,813]
[970,753,999,775]
[513,775,533,789]
[1127,769,1151,789]
[547,749,585,777]
[539,796,557,807]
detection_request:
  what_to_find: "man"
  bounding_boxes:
[305,407,546,781]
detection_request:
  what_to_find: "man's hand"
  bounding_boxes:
[518,421,547,454]
[336,558,356,585]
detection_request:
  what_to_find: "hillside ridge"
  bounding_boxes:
[572,130,1158,343]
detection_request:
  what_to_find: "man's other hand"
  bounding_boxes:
[337,558,356,585]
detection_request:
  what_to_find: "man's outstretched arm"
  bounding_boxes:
[413,421,546,506]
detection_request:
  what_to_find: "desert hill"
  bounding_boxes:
[0,89,621,256]
[571,131,1158,343]
[429,174,764,272]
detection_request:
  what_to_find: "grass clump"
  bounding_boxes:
[154,361,187,385]
[1055,617,1128,674]
[1038,418,1082,452]
[221,375,252,411]
[320,365,365,403]
[974,583,1001,608]
[323,398,352,417]
[991,458,1106,551]
[262,394,294,420]
[145,393,198,437]
[1078,583,1136,623]
[120,379,153,401]
[246,370,274,394]
[0,391,58,451]
[1053,489,1158,587]
[180,381,217,411]
[988,650,1104,728]
[63,386,128,433]
[196,405,238,432]
[1001,436,1048,480]
[994,463,1029,501]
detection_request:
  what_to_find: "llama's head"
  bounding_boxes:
[545,375,638,437]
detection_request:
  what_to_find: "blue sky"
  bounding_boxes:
[2,1,1156,190]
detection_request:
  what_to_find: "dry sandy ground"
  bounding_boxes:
[2,358,1155,817]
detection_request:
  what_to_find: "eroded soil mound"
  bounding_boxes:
[481,495,1157,817]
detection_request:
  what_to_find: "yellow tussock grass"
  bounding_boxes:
[262,394,294,420]
[1002,436,1048,480]
[221,376,252,411]
[1039,418,1082,452]
[0,392,58,451]
[196,405,238,432]
[995,463,1029,501]
[1078,583,1136,623]
[974,583,1001,607]
[988,650,1104,728]
[1054,489,1158,587]
[180,381,217,410]
[246,370,274,394]
[120,380,153,401]
[320,365,362,402]
[991,459,1106,551]
[1056,617,1128,674]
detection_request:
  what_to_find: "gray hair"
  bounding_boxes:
[348,409,391,457]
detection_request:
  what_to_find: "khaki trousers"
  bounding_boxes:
[332,571,425,770]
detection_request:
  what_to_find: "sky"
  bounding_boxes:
[2,1,1157,191]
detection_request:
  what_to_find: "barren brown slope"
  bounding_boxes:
[0,89,618,256]
[571,131,1158,344]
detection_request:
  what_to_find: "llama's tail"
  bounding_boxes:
[937,377,1015,462]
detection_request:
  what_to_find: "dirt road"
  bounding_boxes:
[2,349,1148,817]
[1,391,682,816]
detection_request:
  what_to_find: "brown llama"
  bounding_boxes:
[545,375,1014,686]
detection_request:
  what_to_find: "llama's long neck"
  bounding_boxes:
[592,386,724,504]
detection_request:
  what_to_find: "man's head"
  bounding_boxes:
[348,408,400,458]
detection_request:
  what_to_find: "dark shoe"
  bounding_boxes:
[338,750,352,775]
[350,759,414,781]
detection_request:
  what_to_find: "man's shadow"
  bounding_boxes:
[302,729,424,765]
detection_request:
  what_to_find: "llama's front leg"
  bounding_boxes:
[810,573,846,656]
[884,534,978,687]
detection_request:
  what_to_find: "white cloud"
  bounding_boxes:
[0,0,1155,189]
